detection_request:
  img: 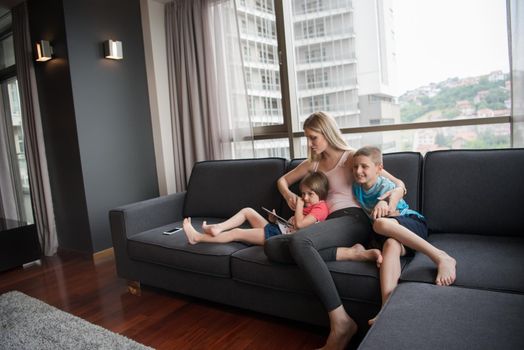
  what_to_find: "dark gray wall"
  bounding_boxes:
[28,0,159,253]
[28,0,92,252]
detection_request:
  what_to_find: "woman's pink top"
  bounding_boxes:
[313,150,360,213]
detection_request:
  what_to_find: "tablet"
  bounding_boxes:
[261,207,294,228]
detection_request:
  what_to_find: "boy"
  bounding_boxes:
[352,146,456,325]
[183,171,329,245]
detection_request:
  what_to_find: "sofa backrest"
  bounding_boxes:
[184,158,287,218]
[280,152,422,217]
[383,152,423,212]
[422,149,524,236]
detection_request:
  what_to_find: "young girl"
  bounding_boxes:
[182,172,329,245]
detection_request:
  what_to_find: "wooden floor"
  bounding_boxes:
[0,250,327,349]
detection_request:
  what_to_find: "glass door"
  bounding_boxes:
[0,77,33,224]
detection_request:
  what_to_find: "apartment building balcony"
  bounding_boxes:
[243,60,279,71]
[295,57,357,71]
[293,31,355,47]
[293,3,353,20]
[246,88,281,99]
[240,32,277,46]
[296,83,357,98]
[300,104,359,120]
[236,4,275,21]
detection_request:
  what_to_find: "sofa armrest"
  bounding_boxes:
[109,192,186,279]
[110,192,186,238]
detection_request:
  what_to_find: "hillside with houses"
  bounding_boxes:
[400,70,510,123]
[398,71,511,152]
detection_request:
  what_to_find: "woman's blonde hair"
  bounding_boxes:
[303,111,352,161]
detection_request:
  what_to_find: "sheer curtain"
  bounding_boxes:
[510,0,524,146]
[165,0,253,191]
[12,3,58,256]
[0,100,20,220]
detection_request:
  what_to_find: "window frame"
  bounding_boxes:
[248,0,513,158]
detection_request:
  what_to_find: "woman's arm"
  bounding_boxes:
[277,160,311,211]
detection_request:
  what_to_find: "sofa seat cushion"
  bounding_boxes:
[231,246,408,304]
[358,282,524,350]
[401,233,524,293]
[127,218,248,278]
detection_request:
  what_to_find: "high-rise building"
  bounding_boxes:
[236,0,399,156]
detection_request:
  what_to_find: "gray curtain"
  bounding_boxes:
[166,0,222,191]
[510,0,524,146]
[12,3,58,256]
[165,0,253,191]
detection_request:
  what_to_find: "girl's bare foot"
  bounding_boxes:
[183,218,202,244]
[319,316,358,350]
[337,244,383,267]
[435,253,456,286]
[202,221,223,236]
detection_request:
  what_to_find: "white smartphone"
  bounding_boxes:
[163,227,183,235]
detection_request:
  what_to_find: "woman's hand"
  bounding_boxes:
[371,200,390,219]
[286,193,298,211]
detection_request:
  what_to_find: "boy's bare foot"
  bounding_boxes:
[319,316,358,350]
[183,218,202,245]
[337,244,383,267]
[202,221,222,236]
[435,253,456,286]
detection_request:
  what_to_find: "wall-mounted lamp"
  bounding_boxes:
[35,40,53,62]
[104,40,123,60]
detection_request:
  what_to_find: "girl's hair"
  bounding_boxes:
[303,111,353,161]
[300,171,329,200]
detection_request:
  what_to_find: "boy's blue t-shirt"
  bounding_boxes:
[352,176,423,219]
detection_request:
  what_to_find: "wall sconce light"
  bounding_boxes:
[35,40,53,62]
[104,40,123,60]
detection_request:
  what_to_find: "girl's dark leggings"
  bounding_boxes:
[264,207,372,311]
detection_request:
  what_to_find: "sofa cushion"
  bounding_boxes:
[382,152,422,212]
[358,282,524,350]
[422,149,524,236]
[184,158,286,219]
[231,246,408,304]
[127,218,248,278]
[400,233,524,293]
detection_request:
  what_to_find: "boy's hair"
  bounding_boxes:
[300,171,329,200]
[354,146,383,165]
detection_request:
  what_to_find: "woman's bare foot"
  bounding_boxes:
[202,221,223,236]
[320,315,358,350]
[435,252,456,286]
[183,218,202,245]
[337,244,383,267]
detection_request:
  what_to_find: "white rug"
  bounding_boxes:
[0,291,153,350]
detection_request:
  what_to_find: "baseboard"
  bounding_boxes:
[93,247,114,264]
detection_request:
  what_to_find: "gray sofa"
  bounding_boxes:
[110,149,524,348]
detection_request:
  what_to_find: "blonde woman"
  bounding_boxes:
[264,112,406,350]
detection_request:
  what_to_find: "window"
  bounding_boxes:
[230,0,511,158]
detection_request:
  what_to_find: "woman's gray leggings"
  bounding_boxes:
[264,207,371,311]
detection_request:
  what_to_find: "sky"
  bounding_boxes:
[394,0,510,94]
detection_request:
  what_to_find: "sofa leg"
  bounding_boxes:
[127,280,141,296]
